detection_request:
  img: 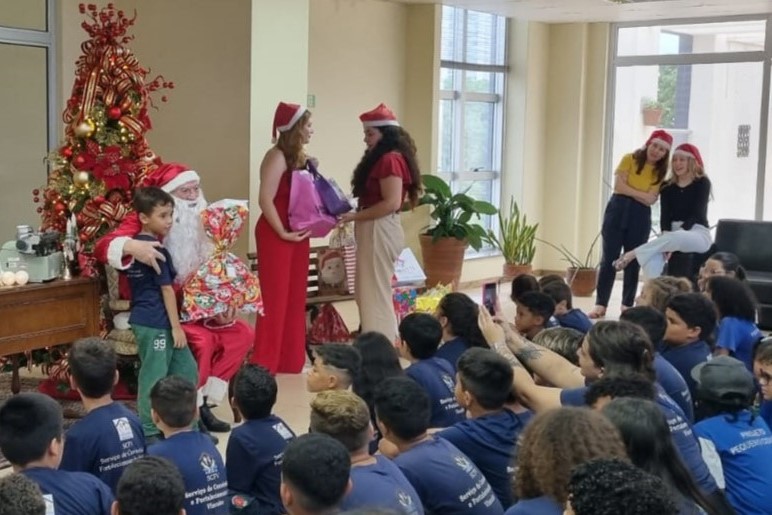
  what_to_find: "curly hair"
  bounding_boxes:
[351,125,421,208]
[437,292,489,350]
[632,146,669,185]
[640,276,692,313]
[276,110,311,170]
[0,474,45,515]
[514,407,628,504]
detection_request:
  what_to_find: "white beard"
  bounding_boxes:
[165,193,213,285]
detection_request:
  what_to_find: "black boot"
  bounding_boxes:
[198,418,219,445]
[200,404,231,433]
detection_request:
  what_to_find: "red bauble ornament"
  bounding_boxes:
[33,197,40,203]
[32,188,40,196]
[36,207,43,214]
[107,106,122,120]
[93,195,105,205]
[79,233,89,242]
[54,202,66,213]
[61,147,73,159]
[73,154,87,168]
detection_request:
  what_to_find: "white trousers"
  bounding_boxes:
[635,224,712,279]
[354,213,404,342]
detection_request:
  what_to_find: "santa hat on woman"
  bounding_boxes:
[142,162,200,193]
[360,103,400,128]
[673,143,704,168]
[272,102,306,143]
[644,129,673,150]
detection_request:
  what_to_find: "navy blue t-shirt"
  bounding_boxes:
[716,317,762,371]
[226,415,295,515]
[761,401,772,429]
[22,467,113,515]
[555,309,592,334]
[694,411,772,514]
[654,351,695,422]
[127,233,176,328]
[405,358,466,428]
[435,337,470,372]
[59,402,145,493]
[393,437,504,514]
[504,495,563,515]
[438,409,530,508]
[340,455,424,514]
[660,340,710,406]
[148,431,228,515]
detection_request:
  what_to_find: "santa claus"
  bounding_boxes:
[94,162,252,435]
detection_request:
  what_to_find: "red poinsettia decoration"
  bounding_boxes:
[91,145,136,190]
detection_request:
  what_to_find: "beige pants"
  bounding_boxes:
[354,213,404,342]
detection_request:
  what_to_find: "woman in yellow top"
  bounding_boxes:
[589,130,673,319]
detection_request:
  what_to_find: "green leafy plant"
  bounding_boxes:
[419,174,498,251]
[538,232,602,269]
[641,96,664,110]
[489,197,538,264]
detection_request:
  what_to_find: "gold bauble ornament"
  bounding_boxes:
[74,171,90,186]
[74,119,95,138]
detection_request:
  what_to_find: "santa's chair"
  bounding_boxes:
[103,265,139,394]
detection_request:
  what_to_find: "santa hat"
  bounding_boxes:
[673,143,704,168]
[360,103,400,128]
[142,162,200,193]
[645,129,673,150]
[272,102,306,143]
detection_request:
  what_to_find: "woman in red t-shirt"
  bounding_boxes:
[251,102,313,374]
[339,104,421,342]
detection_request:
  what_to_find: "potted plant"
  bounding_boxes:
[538,232,601,297]
[489,197,538,279]
[419,174,498,288]
[641,97,664,126]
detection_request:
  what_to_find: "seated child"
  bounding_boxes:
[532,327,584,365]
[374,376,503,514]
[0,393,113,514]
[537,274,565,289]
[398,313,465,428]
[113,456,186,515]
[434,292,491,371]
[514,291,555,340]
[0,473,45,515]
[280,433,352,515]
[306,344,362,393]
[228,365,296,515]
[692,356,772,514]
[541,281,592,334]
[707,276,763,371]
[59,337,145,492]
[309,390,423,514]
[147,376,228,515]
[510,274,540,303]
[437,348,530,509]
[661,293,715,403]
[754,339,772,429]
[583,374,657,410]
[126,187,199,440]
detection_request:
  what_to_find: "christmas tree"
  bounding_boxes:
[35,2,172,276]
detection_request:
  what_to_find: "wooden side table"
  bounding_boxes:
[0,277,100,393]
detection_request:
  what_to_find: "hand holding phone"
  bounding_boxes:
[482,282,498,316]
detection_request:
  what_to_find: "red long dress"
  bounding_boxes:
[250,170,310,374]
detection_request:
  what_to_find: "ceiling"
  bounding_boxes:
[389,0,772,23]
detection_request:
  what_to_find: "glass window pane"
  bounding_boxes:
[463,101,495,172]
[0,43,48,242]
[464,10,506,66]
[612,62,762,226]
[441,6,463,62]
[617,20,766,57]
[440,68,454,91]
[0,0,47,31]
[439,99,454,173]
[464,70,494,94]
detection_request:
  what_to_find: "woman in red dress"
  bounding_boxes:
[251,102,313,374]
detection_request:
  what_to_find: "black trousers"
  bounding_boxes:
[595,194,651,308]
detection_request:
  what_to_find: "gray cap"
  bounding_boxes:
[691,356,756,402]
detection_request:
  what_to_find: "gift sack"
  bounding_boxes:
[308,161,353,216]
[288,169,337,238]
[317,247,348,296]
[308,303,351,345]
[329,223,356,295]
[181,199,263,322]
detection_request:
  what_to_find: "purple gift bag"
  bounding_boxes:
[288,169,337,238]
[307,161,353,216]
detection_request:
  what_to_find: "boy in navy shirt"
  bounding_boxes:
[59,337,145,493]
[692,356,772,514]
[661,293,715,403]
[620,306,695,421]
[281,434,352,515]
[541,281,592,334]
[438,348,528,509]
[306,344,362,393]
[514,291,555,340]
[147,376,228,515]
[0,393,113,514]
[398,313,465,428]
[374,376,503,514]
[309,389,423,514]
[113,456,186,515]
[227,364,296,515]
[127,187,198,440]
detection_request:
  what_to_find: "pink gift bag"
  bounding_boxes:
[288,169,337,238]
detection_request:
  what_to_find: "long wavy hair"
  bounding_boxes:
[514,407,628,504]
[437,292,489,349]
[351,125,422,208]
[276,110,311,170]
[632,146,669,185]
[351,332,404,414]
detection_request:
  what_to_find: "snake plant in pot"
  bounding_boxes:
[489,197,538,279]
[419,174,498,288]
[538,232,602,297]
